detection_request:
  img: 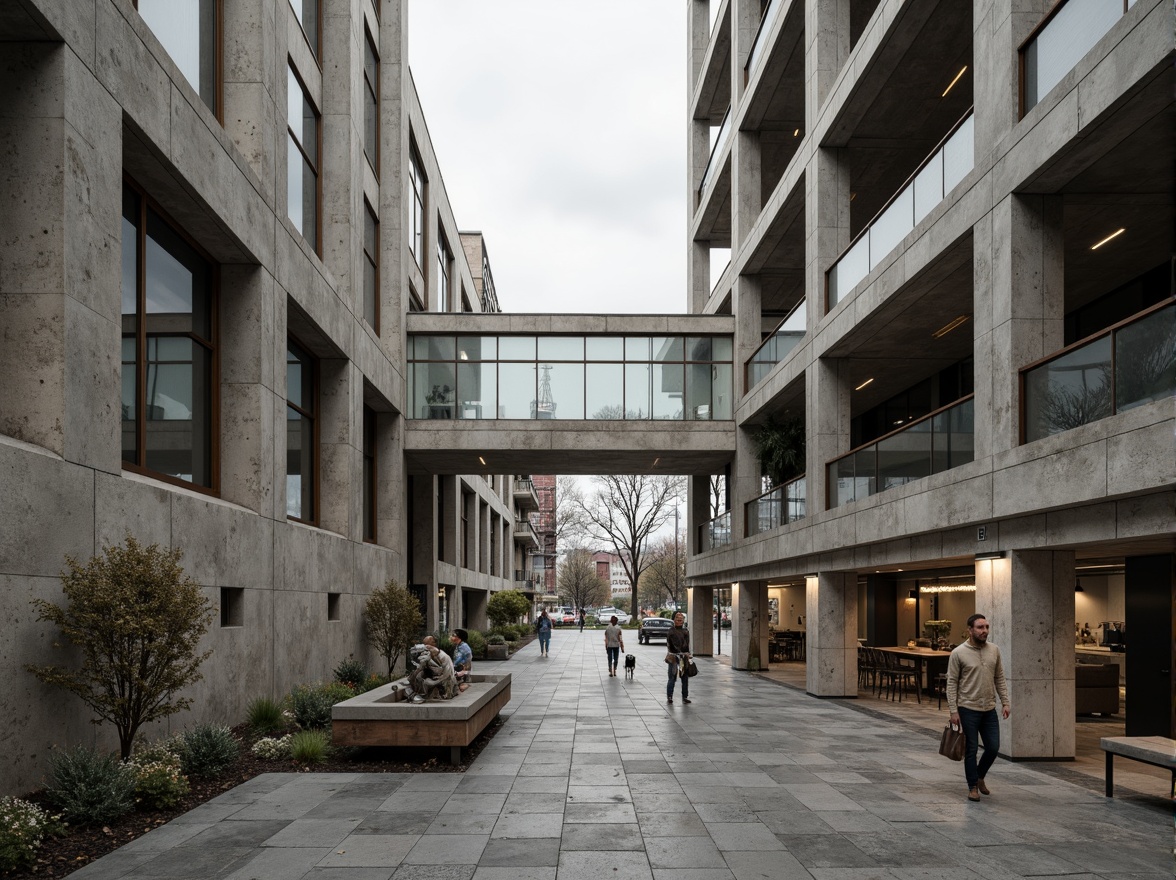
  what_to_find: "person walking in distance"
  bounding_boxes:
[603,615,625,677]
[578,609,586,632]
[666,612,691,704]
[535,609,552,657]
[946,613,1011,802]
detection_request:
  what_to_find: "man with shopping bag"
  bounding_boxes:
[946,613,1011,803]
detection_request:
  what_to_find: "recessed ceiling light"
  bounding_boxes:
[1090,228,1125,250]
[652,457,661,467]
[850,192,857,201]
[478,456,486,466]
[854,378,874,391]
[942,65,967,97]
[932,315,969,338]
[793,128,800,137]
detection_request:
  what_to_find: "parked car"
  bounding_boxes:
[638,616,673,644]
[595,607,631,625]
[553,607,575,626]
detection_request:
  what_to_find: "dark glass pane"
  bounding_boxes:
[143,339,211,486]
[144,209,211,339]
[364,36,378,164]
[286,407,313,519]
[1114,304,1175,413]
[652,336,683,363]
[121,187,139,324]
[1023,336,1111,441]
[121,337,137,463]
[877,420,930,491]
[686,337,712,361]
[292,0,319,55]
[138,0,217,114]
[286,346,304,409]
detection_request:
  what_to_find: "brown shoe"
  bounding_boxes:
[967,787,980,802]
[977,779,990,796]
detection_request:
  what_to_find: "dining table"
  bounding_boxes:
[875,646,951,696]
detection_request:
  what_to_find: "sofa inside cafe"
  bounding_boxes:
[765,560,1132,721]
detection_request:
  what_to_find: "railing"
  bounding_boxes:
[697,510,732,552]
[1021,301,1174,443]
[745,475,806,537]
[699,107,732,196]
[513,477,539,508]
[745,298,805,391]
[827,395,975,509]
[744,0,784,81]
[1021,0,1137,115]
[513,521,540,546]
[514,570,543,590]
[827,111,974,309]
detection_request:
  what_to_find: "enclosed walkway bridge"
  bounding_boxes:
[404,313,736,474]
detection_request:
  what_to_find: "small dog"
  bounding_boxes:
[624,654,636,680]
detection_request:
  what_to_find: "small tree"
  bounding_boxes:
[557,549,609,613]
[487,589,530,630]
[26,536,214,760]
[752,414,806,489]
[363,580,424,679]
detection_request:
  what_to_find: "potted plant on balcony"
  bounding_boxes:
[425,384,454,419]
[752,414,805,489]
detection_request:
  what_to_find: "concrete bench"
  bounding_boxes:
[1099,735,1176,798]
[332,672,511,765]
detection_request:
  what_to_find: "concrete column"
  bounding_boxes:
[806,357,851,514]
[731,580,770,670]
[378,0,407,363]
[806,146,851,319]
[973,194,1064,457]
[375,411,405,582]
[973,0,1047,158]
[686,584,714,656]
[733,274,763,380]
[732,425,762,539]
[409,474,434,585]
[317,358,358,536]
[976,550,1075,759]
[805,0,850,127]
[221,0,278,201]
[806,572,857,696]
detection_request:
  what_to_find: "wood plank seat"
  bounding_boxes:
[1099,736,1176,798]
[332,672,511,765]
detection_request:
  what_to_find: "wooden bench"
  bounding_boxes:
[332,672,511,765]
[1099,735,1176,798]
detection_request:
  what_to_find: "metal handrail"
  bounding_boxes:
[744,0,784,80]
[743,297,806,391]
[744,473,806,537]
[699,107,732,196]
[827,394,975,467]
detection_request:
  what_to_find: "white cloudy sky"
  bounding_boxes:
[408,1,689,315]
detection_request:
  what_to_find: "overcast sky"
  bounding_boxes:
[408,1,688,316]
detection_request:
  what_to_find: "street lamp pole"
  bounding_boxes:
[673,504,679,613]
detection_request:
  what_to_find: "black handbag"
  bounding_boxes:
[684,658,699,678]
[939,722,965,761]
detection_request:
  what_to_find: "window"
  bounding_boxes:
[286,340,317,522]
[136,0,220,117]
[409,142,426,267]
[363,27,379,172]
[437,232,453,312]
[121,181,217,490]
[363,201,379,329]
[290,0,320,59]
[363,406,377,542]
[327,592,341,621]
[220,587,243,627]
[287,64,320,252]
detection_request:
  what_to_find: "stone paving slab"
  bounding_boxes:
[70,630,1171,879]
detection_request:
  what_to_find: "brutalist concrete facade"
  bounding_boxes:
[0,0,524,794]
[683,0,1174,760]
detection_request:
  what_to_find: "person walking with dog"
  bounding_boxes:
[946,613,1010,802]
[603,615,625,677]
[666,612,691,704]
[535,609,552,657]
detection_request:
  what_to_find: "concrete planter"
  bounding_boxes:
[487,644,509,660]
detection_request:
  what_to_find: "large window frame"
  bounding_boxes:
[437,231,453,312]
[289,0,322,61]
[363,406,377,543]
[287,62,321,254]
[409,141,427,271]
[121,178,219,494]
[363,25,379,175]
[363,199,379,331]
[286,339,319,524]
[134,0,222,120]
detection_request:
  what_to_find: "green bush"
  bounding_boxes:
[464,629,487,659]
[130,755,189,811]
[250,735,292,760]
[333,656,368,688]
[177,725,239,779]
[46,747,136,826]
[487,590,530,629]
[131,735,182,765]
[289,730,330,764]
[355,673,389,694]
[288,683,354,730]
[512,623,531,640]
[0,797,63,872]
[246,696,286,736]
[487,634,506,645]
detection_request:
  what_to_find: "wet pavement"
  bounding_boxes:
[71,628,1171,879]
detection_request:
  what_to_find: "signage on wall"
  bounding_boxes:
[977,525,987,541]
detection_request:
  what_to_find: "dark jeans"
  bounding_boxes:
[957,706,999,789]
[538,632,550,653]
[606,646,620,670]
[666,658,688,699]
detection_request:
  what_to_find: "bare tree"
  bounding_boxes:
[554,475,588,550]
[709,474,727,517]
[557,548,609,612]
[574,474,684,619]
[639,533,686,611]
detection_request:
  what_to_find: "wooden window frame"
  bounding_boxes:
[133,0,223,122]
[409,139,427,273]
[363,406,377,543]
[363,24,380,176]
[287,61,322,254]
[289,0,323,64]
[286,337,320,525]
[363,198,380,332]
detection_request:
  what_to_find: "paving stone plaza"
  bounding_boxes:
[71,634,1170,880]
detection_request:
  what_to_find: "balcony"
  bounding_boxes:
[745,298,805,392]
[744,0,784,82]
[513,520,540,549]
[699,107,732,197]
[513,477,540,512]
[1021,302,1174,443]
[1021,0,1137,115]
[697,510,732,552]
[514,569,543,593]
[745,475,806,537]
[827,112,974,309]
[827,396,975,509]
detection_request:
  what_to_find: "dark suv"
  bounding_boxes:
[638,616,674,644]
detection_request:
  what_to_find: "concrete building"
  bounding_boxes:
[0,0,535,793]
[682,0,1174,761]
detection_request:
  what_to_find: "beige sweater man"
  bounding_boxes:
[945,614,1011,802]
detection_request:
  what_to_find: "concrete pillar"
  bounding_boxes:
[806,572,857,696]
[378,0,407,363]
[317,359,358,536]
[806,357,851,514]
[732,426,763,540]
[733,274,762,386]
[973,194,1064,457]
[805,0,850,127]
[973,0,1047,159]
[375,411,405,582]
[731,580,770,670]
[221,0,279,200]
[976,550,1075,759]
[806,146,851,318]
[686,584,714,656]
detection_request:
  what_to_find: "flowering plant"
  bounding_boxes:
[251,735,293,760]
[129,755,190,810]
[0,796,64,872]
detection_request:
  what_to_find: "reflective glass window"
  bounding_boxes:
[546,363,585,419]
[287,65,319,251]
[586,363,625,419]
[586,336,624,361]
[457,362,496,419]
[363,28,378,170]
[625,336,651,361]
[537,336,584,361]
[286,341,316,520]
[652,363,683,419]
[290,0,319,57]
[457,336,496,362]
[498,363,536,418]
[499,336,536,360]
[625,363,651,418]
[363,201,378,329]
[138,0,218,115]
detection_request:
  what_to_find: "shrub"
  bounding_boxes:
[429,631,457,658]
[251,735,292,761]
[487,590,530,629]
[355,673,389,694]
[364,580,424,678]
[246,697,286,736]
[464,629,487,659]
[46,747,136,826]
[333,656,368,688]
[26,536,215,759]
[131,735,182,766]
[177,725,239,779]
[288,683,354,731]
[512,623,531,640]
[289,730,330,764]
[486,634,506,646]
[0,797,63,872]
[130,755,189,811]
